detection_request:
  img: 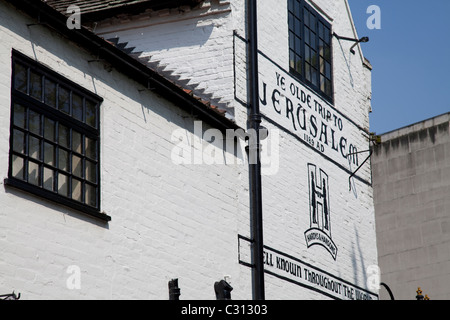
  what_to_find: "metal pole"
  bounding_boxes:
[247,0,265,301]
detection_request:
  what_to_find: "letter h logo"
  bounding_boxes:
[308,164,331,234]
[305,164,337,260]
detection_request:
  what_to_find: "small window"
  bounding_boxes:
[7,51,109,221]
[288,0,333,103]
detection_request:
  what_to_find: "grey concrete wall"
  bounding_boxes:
[372,113,450,300]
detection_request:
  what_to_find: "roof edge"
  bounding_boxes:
[6,0,239,133]
[52,0,205,21]
[379,112,450,141]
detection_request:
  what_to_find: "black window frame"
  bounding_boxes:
[6,50,110,222]
[288,0,334,104]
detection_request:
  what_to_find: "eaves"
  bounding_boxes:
[43,0,205,21]
[5,0,241,133]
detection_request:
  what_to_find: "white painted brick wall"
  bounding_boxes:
[0,1,251,300]
[96,1,236,110]
[237,0,377,298]
[0,0,377,300]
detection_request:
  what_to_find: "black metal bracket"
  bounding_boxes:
[88,46,106,63]
[214,280,233,300]
[347,149,373,191]
[88,58,102,63]
[138,78,156,92]
[333,32,361,42]
[333,32,369,54]
[27,10,42,27]
[0,291,21,300]
[168,279,181,301]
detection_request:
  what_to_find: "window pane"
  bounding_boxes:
[72,93,83,122]
[324,26,331,44]
[13,104,26,128]
[311,50,318,68]
[86,160,96,183]
[29,136,40,160]
[85,100,97,128]
[326,61,331,79]
[44,118,55,142]
[295,55,302,74]
[58,173,69,197]
[58,86,70,114]
[43,168,54,191]
[304,9,309,26]
[320,57,325,74]
[12,155,25,180]
[59,149,69,172]
[319,23,324,40]
[309,12,316,32]
[294,18,301,35]
[320,75,325,92]
[295,36,301,54]
[58,124,69,148]
[44,142,55,166]
[309,30,316,48]
[30,71,42,101]
[85,184,96,207]
[29,110,40,135]
[305,46,310,64]
[305,63,311,81]
[13,129,25,154]
[304,27,310,44]
[73,155,82,178]
[72,130,82,154]
[72,178,82,202]
[324,46,331,61]
[45,78,57,108]
[294,0,300,15]
[85,137,96,159]
[14,63,28,93]
[312,67,318,86]
[290,50,295,70]
[288,13,294,31]
[325,79,332,97]
[288,0,293,12]
[28,161,40,186]
[289,31,295,50]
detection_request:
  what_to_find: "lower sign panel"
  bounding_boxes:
[238,235,378,300]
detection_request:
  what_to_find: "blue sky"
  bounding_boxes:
[347,0,450,134]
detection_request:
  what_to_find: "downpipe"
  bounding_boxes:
[247,0,265,301]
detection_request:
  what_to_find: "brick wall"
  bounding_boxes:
[0,0,251,299]
[0,0,377,300]
[253,0,377,298]
[96,1,236,114]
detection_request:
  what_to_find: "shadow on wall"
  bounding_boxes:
[351,227,368,294]
[101,12,222,69]
[7,14,243,224]
[3,184,110,228]
[335,37,354,88]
